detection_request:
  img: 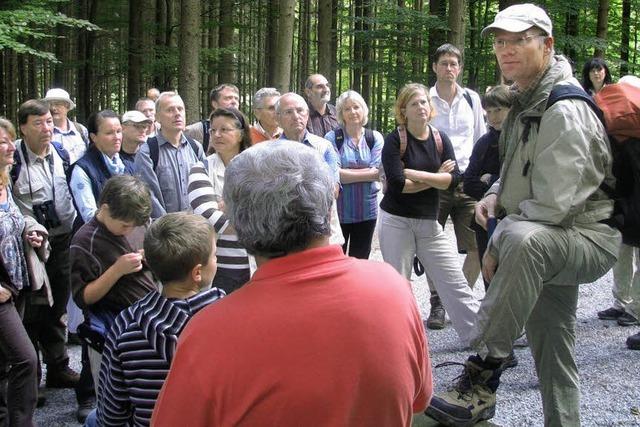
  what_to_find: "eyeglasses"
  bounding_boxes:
[493,34,547,50]
[256,105,276,111]
[209,127,239,134]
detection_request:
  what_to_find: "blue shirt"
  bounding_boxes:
[325,129,383,223]
[278,131,340,183]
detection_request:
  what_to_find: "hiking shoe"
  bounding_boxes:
[425,355,502,427]
[501,351,518,370]
[627,332,640,350]
[45,364,80,388]
[617,312,639,326]
[426,295,446,330]
[597,307,626,320]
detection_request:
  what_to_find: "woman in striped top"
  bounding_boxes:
[187,108,252,294]
[324,90,383,259]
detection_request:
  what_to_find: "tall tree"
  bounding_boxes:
[273,0,295,92]
[620,0,630,75]
[318,0,333,82]
[218,0,235,84]
[448,0,466,54]
[594,0,609,58]
[179,0,201,123]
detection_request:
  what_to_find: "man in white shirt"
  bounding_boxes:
[427,43,487,330]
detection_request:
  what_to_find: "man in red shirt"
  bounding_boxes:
[152,140,432,427]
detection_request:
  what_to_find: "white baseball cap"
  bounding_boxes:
[121,110,152,124]
[43,88,76,110]
[481,4,553,37]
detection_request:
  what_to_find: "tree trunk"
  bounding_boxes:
[428,0,446,85]
[448,0,466,56]
[360,0,372,104]
[128,0,145,109]
[564,9,579,63]
[179,0,201,123]
[318,0,333,82]
[620,0,630,75]
[265,0,279,87]
[218,0,236,84]
[273,0,295,92]
[594,0,609,57]
[77,0,97,123]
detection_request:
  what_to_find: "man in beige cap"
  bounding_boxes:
[424,4,619,426]
[43,88,89,164]
[120,110,152,168]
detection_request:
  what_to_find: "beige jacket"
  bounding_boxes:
[23,216,52,306]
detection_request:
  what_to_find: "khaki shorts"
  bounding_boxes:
[438,183,478,253]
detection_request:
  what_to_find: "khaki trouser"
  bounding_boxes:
[611,243,640,318]
[471,220,619,427]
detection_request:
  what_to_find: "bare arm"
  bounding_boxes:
[339,167,379,184]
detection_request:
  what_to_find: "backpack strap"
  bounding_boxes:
[186,136,200,158]
[201,120,210,154]
[546,85,605,127]
[463,89,473,110]
[10,142,22,185]
[148,136,160,171]
[364,128,375,151]
[335,127,345,152]
[430,125,443,157]
[397,126,408,159]
[51,141,70,174]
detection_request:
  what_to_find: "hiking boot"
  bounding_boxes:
[501,351,518,370]
[45,364,80,388]
[425,355,502,427]
[597,307,626,320]
[617,312,639,326]
[426,295,446,330]
[627,332,640,350]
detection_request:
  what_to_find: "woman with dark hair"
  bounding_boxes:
[69,110,134,225]
[582,58,612,95]
[0,118,42,426]
[188,108,251,294]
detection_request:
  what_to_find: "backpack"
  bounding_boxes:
[379,125,443,194]
[11,140,70,185]
[147,135,201,171]
[594,82,640,143]
[534,84,640,247]
[334,127,375,152]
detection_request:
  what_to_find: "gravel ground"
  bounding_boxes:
[35,224,640,426]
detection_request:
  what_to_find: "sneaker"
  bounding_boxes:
[425,355,502,427]
[426,295,446,330]
[617,312,639,326]
[76,398,96,423]
[597,307,626,320]
[627,332,640,350]
[45,364,80,389]
[501,351,518,370]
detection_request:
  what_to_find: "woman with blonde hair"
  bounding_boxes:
[324,90,383,259]
[378,83,478,345]
[0,118,43,426]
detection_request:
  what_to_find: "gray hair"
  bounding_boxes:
[223,140,334,259]
[253,87,281,109]
[335,90,369,127]
[274,92,308,115]
[155,91,182,112]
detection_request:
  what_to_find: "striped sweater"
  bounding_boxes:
[187,156,251,293]
[96,287,225,427]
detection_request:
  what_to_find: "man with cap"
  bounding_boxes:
[424,4,619,426]
[43,88,89,164]
[120,110,152,168]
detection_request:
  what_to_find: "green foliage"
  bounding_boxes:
[0,0,98,62]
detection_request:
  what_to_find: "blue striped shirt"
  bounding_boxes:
[325,129,383,223]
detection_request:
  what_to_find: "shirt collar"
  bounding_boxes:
[22,140,51,163]
[53,119,78,136]
[157,130,188,147]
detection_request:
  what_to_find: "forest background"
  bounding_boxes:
[0,0,638,132]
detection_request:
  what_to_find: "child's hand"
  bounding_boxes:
[114,252,144,276]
